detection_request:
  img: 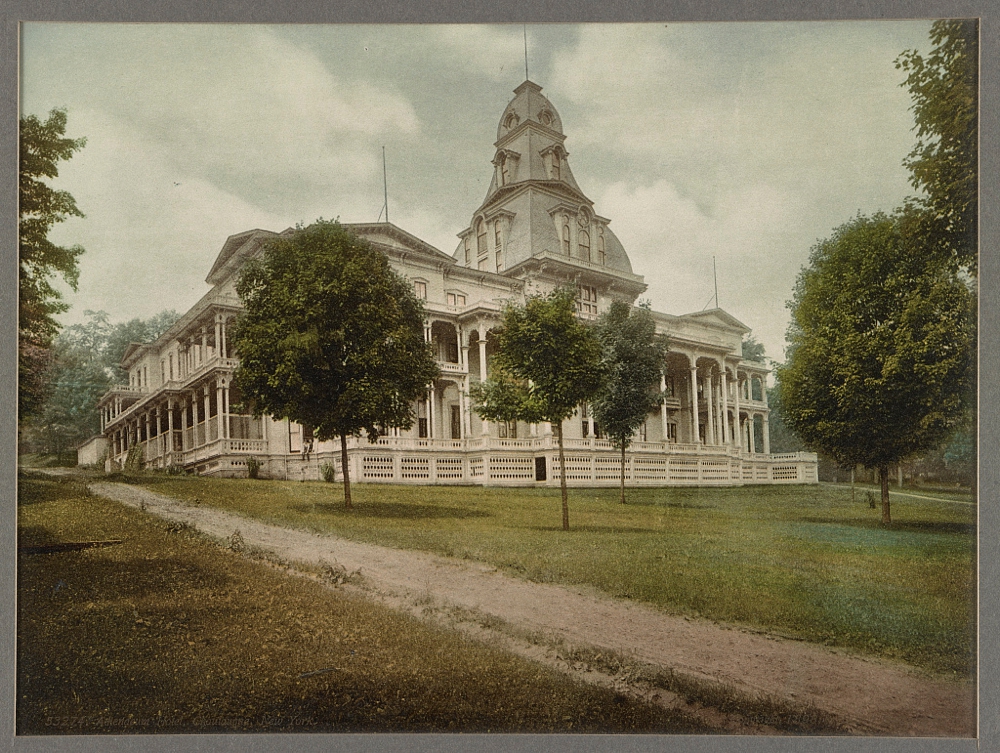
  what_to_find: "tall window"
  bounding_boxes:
[548,151,561,180]
[577,285,598,318]
[464,237,471,265]
[168,354,174,381]
[499,153,510,185]
[494,220,503,271]
[597,227,606,265]
[578,230,591,262]
[414,281,427,299]
[561,215,571,255]
[446,293,465,307]
[477,219,487,258]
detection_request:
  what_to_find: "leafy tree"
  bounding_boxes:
[741,335,766,362]
[764,382,807,455]
[592,301,669,504]
[471,287,603,530]
[232,220,439,508]
[777,210,974,524]
[19,108,86,420]
[896,20,978,274]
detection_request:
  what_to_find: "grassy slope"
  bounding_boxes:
[17,474,705,734]
[134,476,976,676]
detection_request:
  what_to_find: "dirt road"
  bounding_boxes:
[91,481,975,737]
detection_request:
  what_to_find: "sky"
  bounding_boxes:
[21,21,935,363]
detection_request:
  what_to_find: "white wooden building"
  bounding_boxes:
[97,80,818,486]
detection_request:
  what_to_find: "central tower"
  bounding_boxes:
[454,81,645,310]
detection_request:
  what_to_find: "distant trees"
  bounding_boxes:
[592,301,669,504]
[232,220,439,509]
[741,335,766,363]
[777,211,974,524]
[471,287,603,530]
[19,108,86,420]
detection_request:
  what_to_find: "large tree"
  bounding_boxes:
[776,211,974,524]
[471,287,603,530]
[232,221,439,508]
[19,108,86,420]
[896,19,978,274]
[592,301,669,504]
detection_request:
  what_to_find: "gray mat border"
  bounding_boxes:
[1,2,995,752]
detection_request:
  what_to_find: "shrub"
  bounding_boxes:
[320,462,337,483]
[246,456,261,479]
[123,444,144,473]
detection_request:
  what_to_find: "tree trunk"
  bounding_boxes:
[340,432,352,510]
[620,442,627,505]
[557,420,569,531]
[879,464,890,525]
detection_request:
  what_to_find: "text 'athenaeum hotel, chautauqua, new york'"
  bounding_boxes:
[89,79,819,487]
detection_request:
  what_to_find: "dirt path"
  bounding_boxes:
[91,481,974,737]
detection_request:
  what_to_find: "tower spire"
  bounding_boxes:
[523,24,529,81]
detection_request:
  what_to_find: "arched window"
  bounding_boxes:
[477,219,487,258]
[549,151,561,180]
[561,215,571,255]
[578,230,591,262]
[597,227,606,265]
[499,154,510,185]
[494,220,504,271]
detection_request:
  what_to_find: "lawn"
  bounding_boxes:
[17,472,707,734]
[131,475,977,677]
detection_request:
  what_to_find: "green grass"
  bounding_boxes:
[17,473,708,734]
[126,475,977,678]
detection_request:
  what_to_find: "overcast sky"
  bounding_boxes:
[21,21,934,363]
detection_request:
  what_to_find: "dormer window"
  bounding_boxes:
[477,219,487,258]
[578,230,591,262]
[548,151,561,180]
[561,215,571,255]
[504,112,519,130]
[499,153,510,185]
[464,236,471,266]
[597,227,606,265]
[539,109,553,127]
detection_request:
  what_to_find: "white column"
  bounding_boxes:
[167,399,175,457]
[221,318,228,359]
[660,372,668,442]
[721,369,730,445]
[429,384,436,439]
[214,317,222,361]
[704,374,715,445]
[200,327,208,366]
[749,414,757,454]
[689,365,700,443]
[479,335,489,436]
[181,396,189,450]
[215,379,226,439]
[733,372,741,449]
[762,415,770,455]
[203,385,211,444]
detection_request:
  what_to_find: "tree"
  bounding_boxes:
[896,19,978,274]
[591,301,669,504]
[776,210,974,524]
[232,220,439,508]
[19,108,86,420]
[471,287,603,530]
[741,335,766,362]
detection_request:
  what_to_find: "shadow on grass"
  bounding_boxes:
[289,501,492,521]
[799,516,976,537]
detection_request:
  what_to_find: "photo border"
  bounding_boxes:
[2,2,995,752]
